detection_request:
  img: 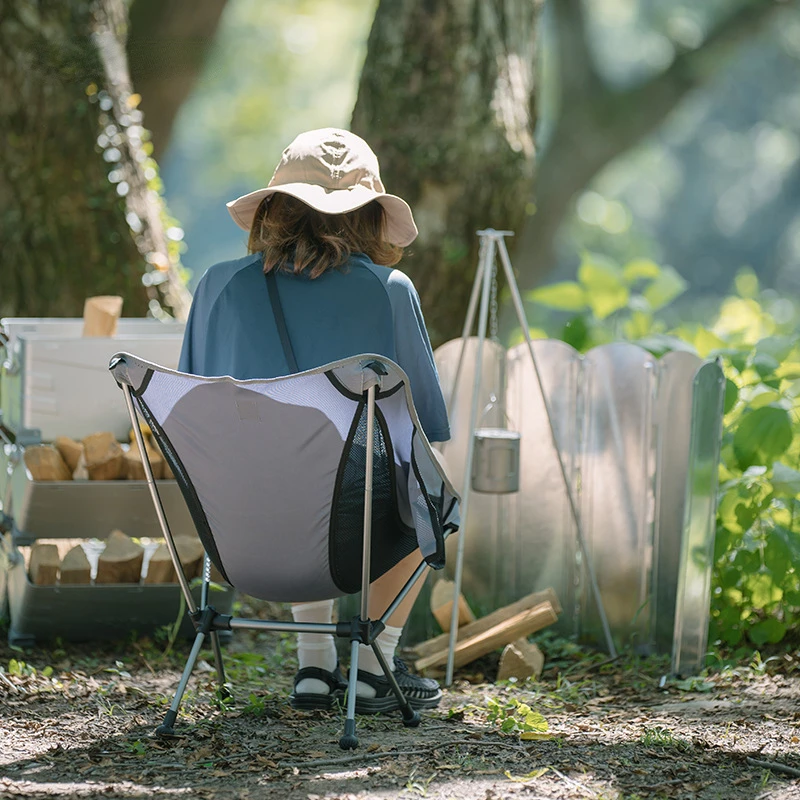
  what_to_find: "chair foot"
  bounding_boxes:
[339,719,359,750]
[402,708,421,728]
[216,685,233,702]
[155,709,178,736]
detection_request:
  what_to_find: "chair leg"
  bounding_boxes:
[339,639,361,750]
[371,642,420,728]
[209,631,231,700]
[156,630,206,736]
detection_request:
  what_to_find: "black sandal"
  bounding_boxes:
[289,665,348,710]
[353,657,442,714]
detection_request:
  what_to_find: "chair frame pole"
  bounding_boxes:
[122,383,197,615]
[359,383,376,621]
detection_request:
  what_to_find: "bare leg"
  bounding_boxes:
[367,550,426,628]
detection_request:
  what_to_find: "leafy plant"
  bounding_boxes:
[485,697,551,739]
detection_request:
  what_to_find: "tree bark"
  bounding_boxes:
[513,0,782,291]
[351,0,543,345]
[0,0,191,319]
[127,0,228,157]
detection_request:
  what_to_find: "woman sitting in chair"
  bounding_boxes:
[179,128,449,714]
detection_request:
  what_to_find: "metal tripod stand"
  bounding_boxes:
[444,229,617,686]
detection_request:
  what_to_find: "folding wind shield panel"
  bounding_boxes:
[505,339,581,636]
[671,361,725,675]
[579,344,657,648]
[109,354,459,604]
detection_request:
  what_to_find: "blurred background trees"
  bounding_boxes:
[2,0,798,337]
[155,0,798,341]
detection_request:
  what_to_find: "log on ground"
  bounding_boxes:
[412,587,562,659]
[414,601,558,672]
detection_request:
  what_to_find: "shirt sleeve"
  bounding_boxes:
[386,271,451,443]
[178,270,210,375]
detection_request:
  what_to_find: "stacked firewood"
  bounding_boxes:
[411,579,561,683]
[22,426,173,481]
[24,531,215,586]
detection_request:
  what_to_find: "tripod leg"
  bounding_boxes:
[445,235,497,686]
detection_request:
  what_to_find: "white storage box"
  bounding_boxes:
[0,318,185,443]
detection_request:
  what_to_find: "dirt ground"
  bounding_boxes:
[1,619,799,800]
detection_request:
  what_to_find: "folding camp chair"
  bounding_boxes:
[108,352,459,749]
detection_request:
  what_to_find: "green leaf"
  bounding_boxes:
[724,379,738,414]
[692,327,727,358]
[733,406,794,469]
[772,462,800,496]
[748,618,786,646]
[755,336,796,364]
[642,265,687,311]
[527,281,588,312]
[623,258,661,282]
[561,314,589,351]
[578,255,629,320]
[764,533,790,583]
[752,353,780,379]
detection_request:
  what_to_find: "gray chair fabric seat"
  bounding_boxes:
[109,352,460,749]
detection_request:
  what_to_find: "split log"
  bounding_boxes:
[497,639,544,683]
[95,530,144,583]
[29,543,60,585]
[412,588,562,659]
[174,535,206,579]
[24,446,72,481]
[124,438,164,480]
[82,295,123,337]
[414,601,558,672]
[83,432,125,480]
[143,543,176,584]
[59,545,91,585]
[53,437,83,473]
[430,578,476,632]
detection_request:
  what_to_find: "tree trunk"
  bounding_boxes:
[0,0,191,319]
[351,0,543,346]
[127,0,228,157]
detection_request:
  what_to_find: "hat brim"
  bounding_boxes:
[226,183,418,247]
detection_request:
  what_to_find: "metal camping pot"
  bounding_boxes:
[471,427,521,494]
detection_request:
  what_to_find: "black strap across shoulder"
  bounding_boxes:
[265,269,299,374]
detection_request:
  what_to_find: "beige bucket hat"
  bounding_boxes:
[226,128,418,247]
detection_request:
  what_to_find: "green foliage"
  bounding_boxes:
[527,252,688,349]
[485,697,551,740]
[528,259,800,648]
[639,726,691,751]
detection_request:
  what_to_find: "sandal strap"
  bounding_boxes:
[293,666,346,692]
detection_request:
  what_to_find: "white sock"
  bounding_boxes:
[292,600,337,695]
[356,624,403,698]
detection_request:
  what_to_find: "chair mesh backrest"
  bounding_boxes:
[110,354,458,603]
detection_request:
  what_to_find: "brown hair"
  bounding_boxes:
[248,194,403,278]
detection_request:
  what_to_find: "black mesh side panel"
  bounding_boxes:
[135,396,231,585]
[329,402,418,594]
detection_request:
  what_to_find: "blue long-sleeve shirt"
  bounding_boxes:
[178,252,450,443]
